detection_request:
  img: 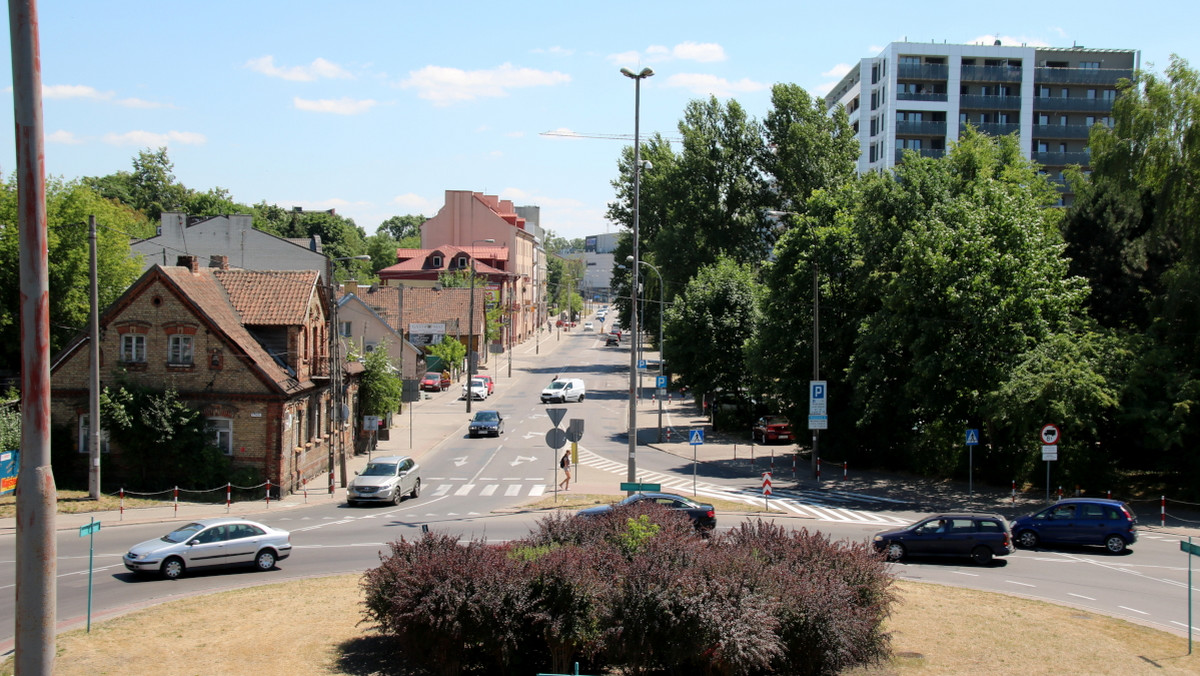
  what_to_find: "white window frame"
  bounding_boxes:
[168,334,194,365]
[431,255,442,268]
[339,321,352,337]
[77,414,110,454]
[208,417,233,455]
[121,334,146,363]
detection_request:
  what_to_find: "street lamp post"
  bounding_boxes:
[328,255,372,488]
[621,65,654,491]
[466,238,495,413]
[629,256,665,442]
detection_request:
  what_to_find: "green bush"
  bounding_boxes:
[361,504,895,675]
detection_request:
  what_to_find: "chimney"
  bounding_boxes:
[176,255,199,272]
[342,279,359,297]
[209,254,229,270]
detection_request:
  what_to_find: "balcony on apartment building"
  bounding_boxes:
[1032,150,1092,166]
[974,122,1020,137]
[896,91,949,103]
[1034,67,1134,86]
[895,120,948,136]
[1032,124,1094,139]
[897,62,949,81]
[895,148,946,163]
[960,65,1023,82]
[1033,97,1115,113]
[959,94,1022,109]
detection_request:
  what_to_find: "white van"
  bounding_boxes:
[541,378,586,403]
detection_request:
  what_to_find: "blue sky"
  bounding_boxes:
[0,1,1195,241]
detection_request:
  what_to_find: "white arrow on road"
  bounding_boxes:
[510,455,538,466]
[523,431,544,440]
[453,456,469,467]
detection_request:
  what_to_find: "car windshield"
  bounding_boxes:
[162,522,206,543]
[423,372,438,379]
[763,416,789,425]
[362,462,398,477]
[473,411,499,421]
[470,378,486,386]
[547,381,566,390]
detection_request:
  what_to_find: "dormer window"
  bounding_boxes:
[457,256,469,269]
[431,255,442,268]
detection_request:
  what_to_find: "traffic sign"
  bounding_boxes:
[620,482,661,492]
[1183,540,1200,557]
[78,520,101,537]
[965,429,979,446]
[656,375,668,388]
[1039,424,1060,445]
[546,427,568,450]
[566,418,585,443]
[638,359,647,369]
[762,472,772,496]
[809,381,827,416]
[1042,445,1058,461]
[689,429,705,445]
[546,407,567,428]
[808,415,828,430]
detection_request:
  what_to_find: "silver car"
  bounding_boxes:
[122,517,291,580]
[346,455,421,506]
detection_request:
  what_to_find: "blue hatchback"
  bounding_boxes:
[1010,498,1137,554]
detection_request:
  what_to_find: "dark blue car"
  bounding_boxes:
[1010,498,1137,554]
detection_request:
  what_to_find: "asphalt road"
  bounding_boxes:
[3,317,1200,650]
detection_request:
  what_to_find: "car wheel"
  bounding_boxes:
[1105,535,1128,554]
[1016,530,1039,549]
[346,499,357,507]
[254,549,277,571]
[885,542,905,562]
[160,556,185,580]
[496,424,503,436]
[971,546,994,565]
[578,393,585,401]
[469,431,476,438]
[392,489,403,506]
[409,479,421,499]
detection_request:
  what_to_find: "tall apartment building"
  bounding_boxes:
[824,40,1139,199]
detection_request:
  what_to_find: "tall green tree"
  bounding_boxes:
[0,176,149,371]
[760,83,859,216]
[359,344,403,417]
[377,214,425,242]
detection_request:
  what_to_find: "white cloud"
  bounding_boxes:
[43,84,169,108]
[610,42,728,65]
[399,63,571,105]
[244,56,352,82]
[822,63,853,79]
[293,97,378,115]
[101,130,206,146]
[46,130,83,145]
[664,73,769,97]
[967,34,1051,47]
[391,193,436,212]
[672,42,726,63]
[532,46,574,57]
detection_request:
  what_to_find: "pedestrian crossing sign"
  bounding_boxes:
[689,429,705,445]
[965,429,979,446]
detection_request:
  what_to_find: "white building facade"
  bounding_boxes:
[825,41,1139,194]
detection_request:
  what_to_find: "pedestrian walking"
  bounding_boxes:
[559,450,572,491]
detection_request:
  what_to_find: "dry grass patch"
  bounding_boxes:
[0,489,167,519]
[4,571,1197,675]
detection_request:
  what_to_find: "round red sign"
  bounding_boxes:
[1039,424,1060,445]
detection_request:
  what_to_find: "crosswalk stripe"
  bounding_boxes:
[455,484,474,496]
[480,484,498,496]
[528,485,546,496]
[433,484,452,496]
[505,484,521,497]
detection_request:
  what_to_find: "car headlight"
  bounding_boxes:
[872,535,883,542]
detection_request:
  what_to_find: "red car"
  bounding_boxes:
[478,375,495,395]
[420,371,450,392]
[753,415,793,444]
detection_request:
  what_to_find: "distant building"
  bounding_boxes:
[824,40,1139,201]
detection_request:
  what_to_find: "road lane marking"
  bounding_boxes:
[1069,593,1096,601]
[505,485,521,496]
[432,484,452,496]
[529,485,546,496]
[1006,580,1036,587]
[1118,605,1149,615]
[455,484,475,496]
[481,484,498,496]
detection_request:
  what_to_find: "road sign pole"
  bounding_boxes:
[969,446,973,497]
[1190,536,1193,654]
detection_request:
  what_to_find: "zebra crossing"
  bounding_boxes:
[577,449,915,527]
[425,477,549,499]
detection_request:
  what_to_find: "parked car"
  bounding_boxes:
[584,321,594,330]
[469,410,504,437]
[346,455,421,506]
[577,492,717,532]
[420,371,450,392]
[752,415,793,444]
[477,374,495,395]
[462,377,489,400]
[122,517,292,580]
[1010,498,1138,554]
[873,513,1014,565]
[605,335,619,346]
[541,377,586,403]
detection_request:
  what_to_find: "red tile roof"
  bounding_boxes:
[215,269,321,325]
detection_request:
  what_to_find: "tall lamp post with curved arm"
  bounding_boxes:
[629,256,665,442]
[621,65,654,491]
[466,238,495,413]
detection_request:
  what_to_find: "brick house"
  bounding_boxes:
[50,255,352,495]
[334,280,424,381]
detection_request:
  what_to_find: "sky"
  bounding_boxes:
[1,1,1197,241]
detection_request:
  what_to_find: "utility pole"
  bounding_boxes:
[89,216,100,499]
[11,0,57,671]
